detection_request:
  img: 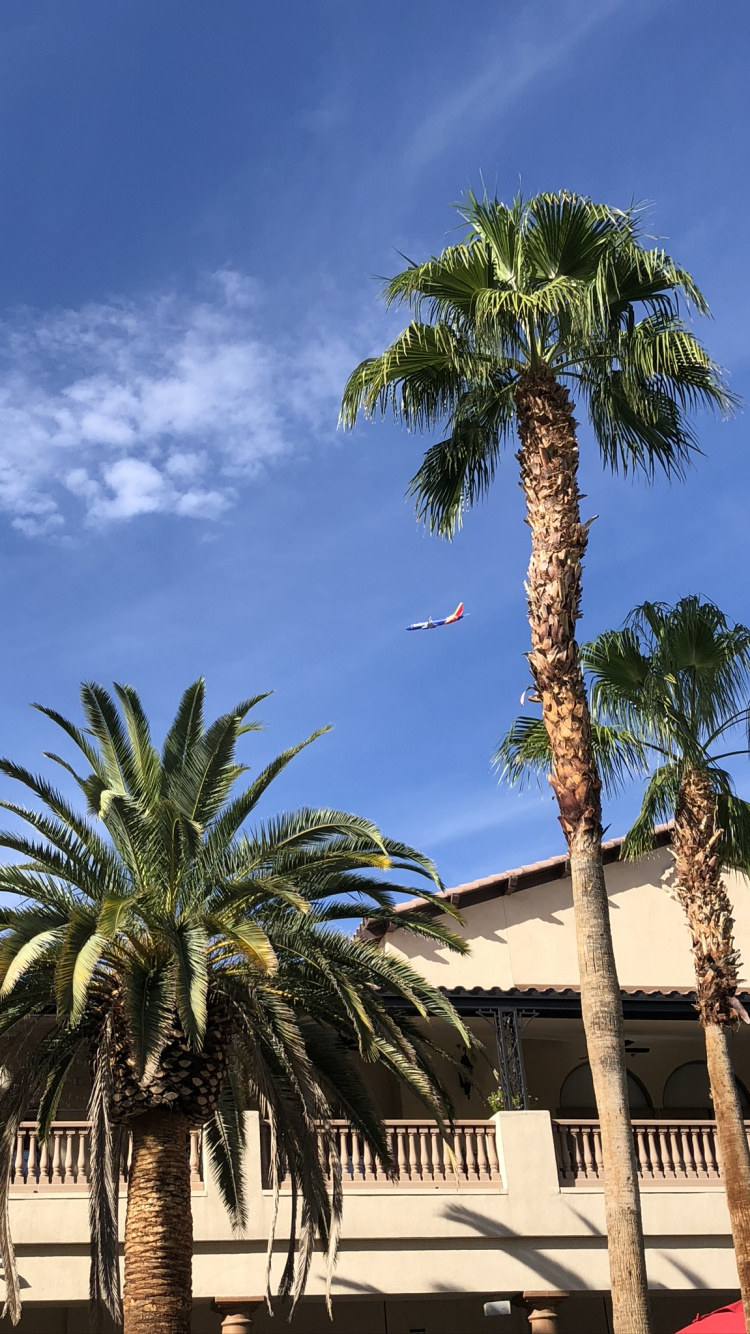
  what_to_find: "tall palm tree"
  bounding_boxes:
[498,596,750,1326]
[0,680,471,1334]
[340,191,734,1334]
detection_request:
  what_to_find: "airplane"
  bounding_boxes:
[406,602,465,631]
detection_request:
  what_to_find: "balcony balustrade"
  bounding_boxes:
[262,1119,503,1190]
[9,1114,737,1198]
[554,1117,734,1187]
[9,1121,204,1193]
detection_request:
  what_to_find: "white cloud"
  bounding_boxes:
[0,270,350,536]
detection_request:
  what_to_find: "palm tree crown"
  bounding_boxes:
[0,680,470,1325]
[498,595,750,867]
[340,191,733,536]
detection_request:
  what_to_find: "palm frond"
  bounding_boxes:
[622,764,682,860]
[203,1069,249,1231]
[494,713,648,797]
[123,963,175,1078]
[88,1018,123,1329]
[113,683,161,806]
[715,793,750,873]
[341,188,732,535]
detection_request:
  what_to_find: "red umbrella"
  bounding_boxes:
[674,1301,745,1333]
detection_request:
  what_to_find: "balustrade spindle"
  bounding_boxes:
[77,1130,88,1185]
[656,1125,675,1179]
[704,1126,719,1175]
[189,1130,201,1186]
[634,1127,649,1180]
[475,1126,490,1181]
[14,1132,25,1186]
[681,1127,697,1177]
[486,1125,501,1181]
[396,1129,408,1181]
[418,1127,431,1182]
[589,1125,600,1179]
[407,1127,419,1181]
[350,1128,360,1182]
[568,1127,583,1179]
[39,1136,49,1184]
[582,1126,597,1178]
[693,1126,708,1176]
[63,1131,74,1184]
[27,1131,37,1187]
[654,1126,669,1178]
[431,1128,444,1182]
[51,1132,63,1184]
[464,1126,478,1180]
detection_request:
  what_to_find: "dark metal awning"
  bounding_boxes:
[433,986,746,1021]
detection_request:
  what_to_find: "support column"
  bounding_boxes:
[522,1291,569,1334]
[212,1297,264,1331]
[480,1006,529,1109]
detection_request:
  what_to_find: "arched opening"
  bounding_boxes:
[662,1060,750,1115]
[559,1062,651,1113]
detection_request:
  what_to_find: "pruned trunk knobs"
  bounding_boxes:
[673,769,742,1026]
[515,366,601,850]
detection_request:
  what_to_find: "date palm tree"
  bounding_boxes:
[0,680,471,1334]
[340,190,734,1334]
[498,596,750,1327]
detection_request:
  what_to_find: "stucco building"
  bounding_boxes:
[3,829,748,1333]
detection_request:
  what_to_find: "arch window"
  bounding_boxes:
[662,1061,750,1114]
[559,1062,652,1112]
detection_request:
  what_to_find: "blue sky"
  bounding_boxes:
[0,0,748,890]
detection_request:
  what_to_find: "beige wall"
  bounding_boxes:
[383,848,750,991]
[1,1111,741,1321]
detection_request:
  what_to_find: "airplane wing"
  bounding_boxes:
[406,620,430,631]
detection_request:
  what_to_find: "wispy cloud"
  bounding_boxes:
[413,790,548,851]
[402,0,628,174]
[0,270,353,536]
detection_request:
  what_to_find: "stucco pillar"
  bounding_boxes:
[212,1297,264,1330]
[522,1291,569,1334]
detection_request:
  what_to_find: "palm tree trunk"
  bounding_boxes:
[123,1110,193,1334]
[515,365,651,1334]
[705,1024,750,1326]
[674,769,750,1327]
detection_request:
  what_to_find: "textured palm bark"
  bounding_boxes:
[673,771,750,1326]
[123,1111,193,1334]
[515,365,651,1334]
[672,770,740,1024]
